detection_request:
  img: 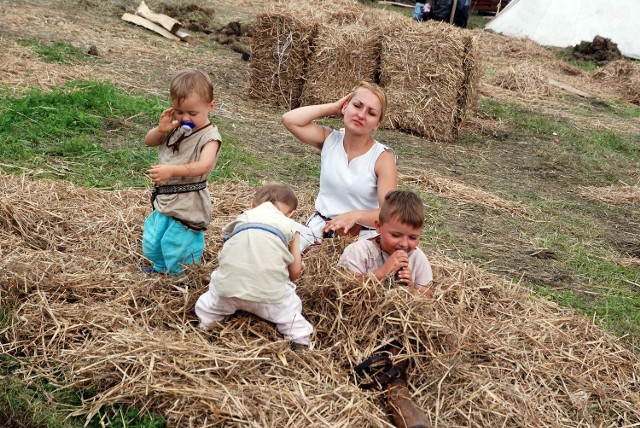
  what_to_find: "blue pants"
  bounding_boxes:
[142,211,205,275]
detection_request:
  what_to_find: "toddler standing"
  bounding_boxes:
[142,68,222,275]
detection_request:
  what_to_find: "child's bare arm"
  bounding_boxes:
[288,233,302,281]
[147,140,220,185]
[145,108,178,147]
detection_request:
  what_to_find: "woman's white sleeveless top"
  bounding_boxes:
[315,130,389,218]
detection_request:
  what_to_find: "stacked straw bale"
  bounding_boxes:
[299,19,380,106]
[2,174,639,427]
[380,19,468,142]
[248,1,364,109]
[249,1,481,142]
[248,3,318,109]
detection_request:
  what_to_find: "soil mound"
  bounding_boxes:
[570,35,622,65]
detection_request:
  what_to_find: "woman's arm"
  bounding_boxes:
[281,95,350,149]
[323,149,398,233]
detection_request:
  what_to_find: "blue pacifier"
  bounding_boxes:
[179,121,195,136]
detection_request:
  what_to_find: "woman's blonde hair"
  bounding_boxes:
[349,81,387,122]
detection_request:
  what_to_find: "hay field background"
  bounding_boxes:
[1,0,639,426]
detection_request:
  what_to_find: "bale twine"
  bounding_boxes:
[380,19,468,142]
[248,4,318,109]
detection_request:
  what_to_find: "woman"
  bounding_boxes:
[281,81,398,251]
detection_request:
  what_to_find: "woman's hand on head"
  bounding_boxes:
[332,93,352,117]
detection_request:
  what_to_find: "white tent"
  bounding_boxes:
[485,0,640,60]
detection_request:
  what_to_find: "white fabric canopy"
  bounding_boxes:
[486,0,640,60]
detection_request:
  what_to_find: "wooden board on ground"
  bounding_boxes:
[174,30,196,45]
[136,0,182,34]
[121,13,181,42]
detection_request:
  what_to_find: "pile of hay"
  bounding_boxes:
[579,184,640,205]
[249,1,481,142]
[592,60,640,106]
[1,174,639,427]
[400,172,529,217]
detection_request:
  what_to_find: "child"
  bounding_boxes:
[195,184,314,348]
[142,68,222,275]
[339,190,432,298]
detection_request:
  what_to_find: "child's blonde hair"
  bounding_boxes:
[379,190,424,229]
[348,81,387,122]
[169,69,214,104]
[252,183,298,211]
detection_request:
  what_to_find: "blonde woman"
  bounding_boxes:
[281,81,397,251]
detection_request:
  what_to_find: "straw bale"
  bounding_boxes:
[400,172,530,217]
[248,3,319,109]
[380,19,468,142]
[299,20,380,106]
[2,174,640,426]
[248,0,370,109]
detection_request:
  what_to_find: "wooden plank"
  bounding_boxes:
[175,30,196,45]
[548,78,592,98]
[136,0,182,34]
[378,1,414,9]
[121,13,181,41]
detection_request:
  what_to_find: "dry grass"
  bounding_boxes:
[579,184,640,205]
[400,172,530,218]
[2,174,639,426]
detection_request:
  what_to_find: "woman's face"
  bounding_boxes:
[341,88,382,136]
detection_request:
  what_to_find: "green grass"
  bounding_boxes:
[554,49,599,72]
[0,355,165,428]
[0,80,274,187]
[211,122,271,183]
[0,80,165,187]
[19,39,92,64]
[479,98,640,182]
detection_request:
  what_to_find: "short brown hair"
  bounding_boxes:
[348,81,387,122]
[379,190,424,229]
[169,69,214,104]
[252,183,298,211]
